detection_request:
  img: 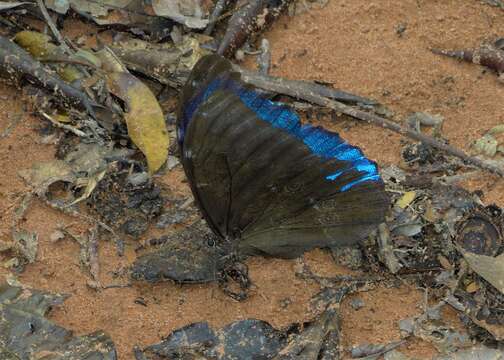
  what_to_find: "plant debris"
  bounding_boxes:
[0,35,96,117]
[135,287,347,359]
[151,0,208,29]
[432,39,504,82]
[131,222,220,283]
[1,1,504,359]
[218,0,293,57]
[109,34,211,87]
[88,163,164,238]
[0,282,117,359]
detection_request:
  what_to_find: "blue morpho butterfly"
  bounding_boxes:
[177,54,388,258]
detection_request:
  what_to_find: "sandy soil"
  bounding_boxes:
[1,1,503,359]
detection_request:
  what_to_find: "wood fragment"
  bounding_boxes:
[88,225,100,282]
[239,67,376,104]
[239,68,504,177]
[257,38,270,75]
[431,43,504,76]
[218,0,292,57]
[352,340,405,359]
[204,0,229,35]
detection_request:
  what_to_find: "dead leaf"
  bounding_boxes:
[18,160,75,195]
[14,30,60,60]
[96,46,129,73]
[465,282,479,293]
[14,31,83,82]
[107,72,168,173]
[110,34,211,86]
[151,0,208,28]
[435,345,504,359]
[396,191,416,209]
[0,283,117,358]
[471,317,504,341]
[378,223,402,274]
[462,250,504,294]
[71,168,106,205]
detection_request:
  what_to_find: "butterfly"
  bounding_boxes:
[176,54,388,259]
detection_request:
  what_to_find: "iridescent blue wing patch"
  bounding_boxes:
[178,54,388,258]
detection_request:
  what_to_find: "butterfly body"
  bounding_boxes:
[177,55,388,259]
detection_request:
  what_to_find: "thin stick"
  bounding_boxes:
[39,112,87,137]
[238,67,376,104]
[35,0,72,54]
[239,69,504,177]
[258,38,271,75]
[204,0,228,35]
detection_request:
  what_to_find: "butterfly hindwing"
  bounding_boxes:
[178,55,388,258]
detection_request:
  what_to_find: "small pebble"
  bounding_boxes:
[395,23,407,37]
[49,230,65,242]
[350,297,365,310]
[127,172,149,187]
[398,318,415,336]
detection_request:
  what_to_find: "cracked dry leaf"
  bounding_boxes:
[435,346,504,359]
[71,168,106,205]
[462,250,504,294]
[66,0,180,27]
[138,299,343,359]
[107,72,168,174]
[14,31,84,83]
[18,160,75,195]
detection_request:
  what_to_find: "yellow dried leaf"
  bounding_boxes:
[396,191,416,209]
[14,30,83,82]
[466,282,480,293]
[52,113,71,123]
[14,30,57,59]
[58,65,83,83]
[107,72,168,174]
